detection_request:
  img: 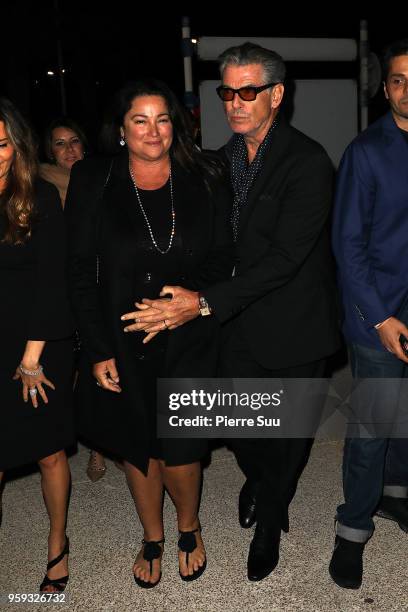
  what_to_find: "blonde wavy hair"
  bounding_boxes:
[0,97,38,244]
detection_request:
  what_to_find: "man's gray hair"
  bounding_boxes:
[218,42,286,84]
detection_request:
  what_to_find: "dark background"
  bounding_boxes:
[2,4,406,152]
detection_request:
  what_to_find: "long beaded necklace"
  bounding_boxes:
[129,163,176,255]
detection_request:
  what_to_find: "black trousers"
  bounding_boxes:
[219,319,326,531]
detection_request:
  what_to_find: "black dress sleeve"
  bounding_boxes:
[65,158,115,364]
[27,180,73,340]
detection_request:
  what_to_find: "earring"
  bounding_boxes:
[119,135,125,146]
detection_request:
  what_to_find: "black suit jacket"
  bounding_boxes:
[205,117,341,369]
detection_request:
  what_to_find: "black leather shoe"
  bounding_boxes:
[239,480,259,529]
[329,535,365,589]
[247,523,280,581]
[376,496,408,533]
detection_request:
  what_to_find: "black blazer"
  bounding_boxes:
[205,117,341,369]
[65,152,234,366]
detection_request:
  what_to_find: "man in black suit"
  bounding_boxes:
[131,42,340,581]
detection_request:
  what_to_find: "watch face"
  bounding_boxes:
[199,295,211,316]
[200,305,211,316]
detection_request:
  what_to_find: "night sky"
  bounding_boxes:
[2,3,406,152]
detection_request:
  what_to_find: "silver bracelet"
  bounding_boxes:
[19,363,43,376]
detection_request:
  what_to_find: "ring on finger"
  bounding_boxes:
[29,387,38,396]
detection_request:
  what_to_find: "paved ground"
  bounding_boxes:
[1,439,407,612]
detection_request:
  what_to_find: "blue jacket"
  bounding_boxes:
[332,111,408,350]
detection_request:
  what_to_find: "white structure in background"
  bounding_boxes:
[196,36,359,167]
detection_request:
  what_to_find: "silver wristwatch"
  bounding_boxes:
[198,293,212,316]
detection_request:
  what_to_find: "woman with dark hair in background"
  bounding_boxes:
[40,117,114,482]
[0,98,74,592]
[66,79,233,588]
[40,117,87,208]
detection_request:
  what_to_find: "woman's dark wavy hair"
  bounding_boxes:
[43,117,88,163]
[99,79,223,189]
[0,97,38,244]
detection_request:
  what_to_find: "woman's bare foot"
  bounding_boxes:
[178,525,206,578]
[133,539,164,586]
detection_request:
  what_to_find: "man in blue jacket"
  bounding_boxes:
[331,38,408,589]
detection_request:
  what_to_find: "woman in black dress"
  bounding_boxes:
[0,98,74,592]
[65,80,233,587]
[40,118,111,482]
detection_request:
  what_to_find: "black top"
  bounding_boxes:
[107,177,183,360]
[125,179,183,300]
